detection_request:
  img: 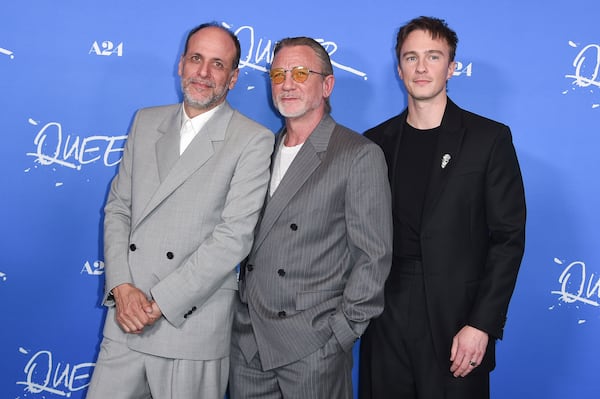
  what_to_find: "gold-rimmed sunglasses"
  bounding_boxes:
[269,66,328,84]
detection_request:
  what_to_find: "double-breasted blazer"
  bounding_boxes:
[233,114,393,370]
[364,98,526,372]
[101,102,274,360]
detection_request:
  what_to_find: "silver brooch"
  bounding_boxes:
[441,154,451,169]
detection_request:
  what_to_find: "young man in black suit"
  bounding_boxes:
[359,16,526,399]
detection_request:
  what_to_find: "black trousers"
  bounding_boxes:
[359,259,489,399]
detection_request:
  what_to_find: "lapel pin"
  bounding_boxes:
[441,153,451,169]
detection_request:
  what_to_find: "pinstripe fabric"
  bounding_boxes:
[230,333,353,399]
[231,114,393,396]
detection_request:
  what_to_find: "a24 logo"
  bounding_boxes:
[89,41,123,57]
[81,260,104,276]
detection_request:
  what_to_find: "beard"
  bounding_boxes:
[275,104,307,119]
[274,94,314,119]
[181,77,230,111]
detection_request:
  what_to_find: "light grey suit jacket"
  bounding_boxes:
[101,102,274,360]
[233,114,393,370]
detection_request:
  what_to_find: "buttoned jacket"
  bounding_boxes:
[102,102,274,360]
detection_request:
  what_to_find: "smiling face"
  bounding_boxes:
[178,26,239,117]
[398,29,456,104]
[270,45,334,121]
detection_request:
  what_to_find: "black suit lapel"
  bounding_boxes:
[422,99,465,226]
[378,110,408,202]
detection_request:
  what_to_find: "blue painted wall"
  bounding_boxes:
[1,1,598,397]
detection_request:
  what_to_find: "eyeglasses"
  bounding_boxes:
[269,66,328,84]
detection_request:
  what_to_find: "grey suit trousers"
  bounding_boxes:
[229,334,353,399]
[86,337,228,399]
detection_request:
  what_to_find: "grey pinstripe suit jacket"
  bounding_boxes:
[233,114,393,370]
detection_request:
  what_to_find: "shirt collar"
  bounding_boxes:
[181,102,223,134]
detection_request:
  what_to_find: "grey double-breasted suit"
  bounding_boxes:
[232,114,393,374]
[101,101,273,360]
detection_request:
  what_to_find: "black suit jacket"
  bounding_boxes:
[365,98,526,372]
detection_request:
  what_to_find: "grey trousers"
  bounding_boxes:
[86,337,228,399]
[229,334,353,399]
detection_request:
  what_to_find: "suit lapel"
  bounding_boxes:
[422,99,465,225]
[253,115,335,251]
[155,107,182,183]
[135,103,233,230]
[383,110,408,202]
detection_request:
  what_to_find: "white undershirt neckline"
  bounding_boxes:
[179,104,221,155]
[269,136,304,196]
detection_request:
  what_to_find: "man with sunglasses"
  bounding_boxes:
[229,37,392,399]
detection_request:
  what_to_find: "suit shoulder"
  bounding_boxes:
[136,103,179,116]
[460,108,510,135]
[331,123,385,157]
[230,110,274,137]
[365,114,404,134]
[132,104,179,125]
[363,113,404,144]
[333,123,375,147]
[126,104,179,138]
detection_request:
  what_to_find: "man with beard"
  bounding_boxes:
[229,37,392,399]
[86,23,274,399]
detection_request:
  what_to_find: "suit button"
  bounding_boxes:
[278,311,286,318]
[184,313,189,319]
[277,269,286,276]
[192,306,197,311]
[290,223,298,231]
[246,264,254,271]
[166,252,174,259]
[129,244,137,251]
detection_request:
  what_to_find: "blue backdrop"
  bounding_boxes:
[1,1,598,398]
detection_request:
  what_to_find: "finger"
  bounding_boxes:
[458,359,479,378]
[449,338,458,362]
[453,355,472,377]
[118,310,148,331]
[118,317,138,333]
[117,318,136,333]
[456,366,468,378]
[128,302,153,323]
[450,349,466,373]
[132,315,148,330]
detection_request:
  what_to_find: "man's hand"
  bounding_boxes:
[449,325,488,377]
[144,301,163,324]
[112,283,154,334]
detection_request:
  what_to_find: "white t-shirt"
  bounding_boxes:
[269,137,304,196]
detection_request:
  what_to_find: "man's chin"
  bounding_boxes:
[277,106,306,119]
[185,96,221,111]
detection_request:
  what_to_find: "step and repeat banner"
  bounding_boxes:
[1,1,598,398]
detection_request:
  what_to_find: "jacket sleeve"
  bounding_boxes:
[330,142,393,350]
[102,111,141,305]
[468,126,526,339]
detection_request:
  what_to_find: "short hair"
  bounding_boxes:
[272,37,334,113]
[395,16,458,62]
[184,22,241,70]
